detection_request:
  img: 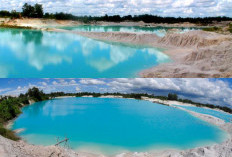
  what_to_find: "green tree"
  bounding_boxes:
[26,87,45,101]
[0,98,21,121]
[22,3,35,17]
[168,93,178,100]
[34,3,43,18]
[10,10,20,18]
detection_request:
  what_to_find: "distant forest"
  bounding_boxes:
[0,3,232,24]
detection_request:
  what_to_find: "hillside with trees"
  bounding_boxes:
[0,87,48,141]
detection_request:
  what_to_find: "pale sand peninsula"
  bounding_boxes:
[1,96,232,157]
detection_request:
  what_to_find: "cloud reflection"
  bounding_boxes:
[0,28,170,77]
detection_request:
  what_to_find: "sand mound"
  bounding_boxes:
[158,30,231,48]
[141,31,232,78]
[0,135,78,157]
[1,18,81,28]
[0,135,101,157]
[74,31,160,46]
[141,43,232,78]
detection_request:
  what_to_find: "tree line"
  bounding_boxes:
[0,3,232,24]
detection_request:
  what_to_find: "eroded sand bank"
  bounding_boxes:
[1,96,232,157]
[0,18,82,28]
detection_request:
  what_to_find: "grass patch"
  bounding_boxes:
[0,24,32,29]
[0,123,19,141]
[203,26,222,32]
[229,23,232,33]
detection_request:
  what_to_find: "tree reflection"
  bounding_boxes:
[22,30,43,44]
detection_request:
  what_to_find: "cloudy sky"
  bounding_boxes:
[0,78,232,108]
[0,0,232,17]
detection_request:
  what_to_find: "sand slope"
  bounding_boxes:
[0,18,82,28]
[141,31,232,78]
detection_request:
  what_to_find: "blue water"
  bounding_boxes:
[176,105,232,123]
[12,97,226,155]
[59,25,198,37]
[0,28,170,78]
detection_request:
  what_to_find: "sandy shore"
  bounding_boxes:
[99,95,123,98]
[54,96,76,99]
[1,96,231,157]
[0,18,82,28]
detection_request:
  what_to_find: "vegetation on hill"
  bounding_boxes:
[0,3,231,24]
[0,87,48,140]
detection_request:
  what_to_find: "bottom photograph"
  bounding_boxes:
[0,78,232,157]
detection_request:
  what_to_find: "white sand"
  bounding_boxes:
[54,96,76,99]
[99,95,123,98]
[82,95,94,97]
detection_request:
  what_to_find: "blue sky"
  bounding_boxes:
[0,0,232,17]
[0,78,232,108]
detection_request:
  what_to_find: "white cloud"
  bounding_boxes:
[39,82,47,86]
[0,0,231,17]
[52,81,58,85]
[75,86,81,92]
[79,79,106,85]
[107,78,232,107]
[0,88,12,94]
[3,85,29,96]
[70,80,77,84]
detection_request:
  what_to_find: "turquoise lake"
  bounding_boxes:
[176,105,232,123]
[12,97,227,155]
[0,28,170,78]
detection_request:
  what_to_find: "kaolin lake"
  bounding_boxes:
[0,28,170,78]
[12,97,227,155]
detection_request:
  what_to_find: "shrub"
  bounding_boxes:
[168,93,178,100]
[229,23,232,33]
[203,26,222,32]
[0,125,19,141]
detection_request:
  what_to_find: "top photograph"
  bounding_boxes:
[0,0,231,78]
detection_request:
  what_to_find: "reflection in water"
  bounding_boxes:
[60,25,199,37]
[0,64,9,77]
[0,28,170,78]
